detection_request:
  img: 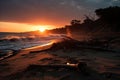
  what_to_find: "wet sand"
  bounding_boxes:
[0,39,120,80]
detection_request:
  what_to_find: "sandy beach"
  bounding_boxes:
[0,2,120,80]
[0,38,120,80]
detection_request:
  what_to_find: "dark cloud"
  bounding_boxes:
[0,0,120,26]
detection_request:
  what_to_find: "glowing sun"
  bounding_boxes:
[39,27,46,32]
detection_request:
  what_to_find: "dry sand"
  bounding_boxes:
[0,42,120,80]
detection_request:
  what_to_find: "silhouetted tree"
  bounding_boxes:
[83,15,94,24]
[95,6,120,24]
[95,6,120,31]
[46,27,66,34]
[70,20,81,26]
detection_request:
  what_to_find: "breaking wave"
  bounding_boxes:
[0,33,66,50]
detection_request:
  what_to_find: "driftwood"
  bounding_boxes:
[26,62,90,75]
[26,63,76,71]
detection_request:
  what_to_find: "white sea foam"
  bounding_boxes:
[0,33,66,50]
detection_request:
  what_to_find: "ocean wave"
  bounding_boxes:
[0,35,37,42]
[0,34,66,50]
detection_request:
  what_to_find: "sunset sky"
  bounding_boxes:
[0,0,119,32]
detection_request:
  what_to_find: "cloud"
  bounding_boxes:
[0,0,119,26]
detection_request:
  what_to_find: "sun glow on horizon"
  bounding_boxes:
[0,22,56,32]
[39,27,46,32]
[34,25,54,32]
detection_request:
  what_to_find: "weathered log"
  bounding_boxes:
[26,62,89,75]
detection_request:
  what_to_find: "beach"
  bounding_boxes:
[0,38,120,80]
[0,3,120,80]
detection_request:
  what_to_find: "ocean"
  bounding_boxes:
[0,32,65,59]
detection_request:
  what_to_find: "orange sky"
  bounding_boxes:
[0,0,119,32]
[0,22,57,32]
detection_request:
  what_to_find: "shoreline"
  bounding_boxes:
[0,36,119,61]
[0,42,53,61]
[22,42,53,51]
